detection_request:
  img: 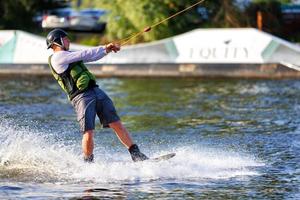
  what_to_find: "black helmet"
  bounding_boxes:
[46,29,68,49]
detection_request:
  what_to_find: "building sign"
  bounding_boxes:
[188,46,249,60]
[173,28,272,63]
[1,28,300,64]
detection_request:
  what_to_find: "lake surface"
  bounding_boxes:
[0,77,299,199]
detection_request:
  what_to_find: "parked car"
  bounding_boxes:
[42,8,73,29]
[42,8,106,32]
[70,9,107,31]
[79,8,107,21]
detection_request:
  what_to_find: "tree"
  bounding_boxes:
[73,0,295,43]
[0,0,69,31]
[76,0,202,44]
[205,0,249,28]
[245,0,284,35]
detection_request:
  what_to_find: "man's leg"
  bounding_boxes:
[109,120,148,162]
[109,120,133,148]
[82,130,94,162]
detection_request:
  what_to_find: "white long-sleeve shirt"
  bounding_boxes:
[50,46,107,74]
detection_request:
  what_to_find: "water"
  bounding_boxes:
[0,77,299,199]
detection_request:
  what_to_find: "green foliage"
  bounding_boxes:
[0,0,299,43]
[74,34,102,46]
[76,0,289,43]
[204,0,248,28]
[0,0,69,31]
[245,0,283,35]
[76,0,201,44]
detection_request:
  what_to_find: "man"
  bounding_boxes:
[46,28,148,163]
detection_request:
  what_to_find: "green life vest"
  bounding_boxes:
[48,55,97,100]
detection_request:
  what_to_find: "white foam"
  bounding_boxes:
[68,146,264,183]
[239,83,270,95]
[0,120,264,184]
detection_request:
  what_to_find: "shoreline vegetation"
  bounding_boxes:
[1,0,300,46]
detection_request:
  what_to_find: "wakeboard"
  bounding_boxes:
[150,153,176,162]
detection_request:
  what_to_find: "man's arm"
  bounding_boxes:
[65,46,107,64]
[59,43,120,64]
[51,43,120,73]
[81,43,120,62]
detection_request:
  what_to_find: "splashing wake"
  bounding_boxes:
[0,119,264,184]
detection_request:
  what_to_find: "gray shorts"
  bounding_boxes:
[71,87,120,132]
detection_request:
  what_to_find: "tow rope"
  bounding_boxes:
[118,0,207,46]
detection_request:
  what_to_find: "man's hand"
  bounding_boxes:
[105,43,121,54]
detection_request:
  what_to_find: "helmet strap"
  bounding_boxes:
[53,39,66,50]
[60,37,67,50]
